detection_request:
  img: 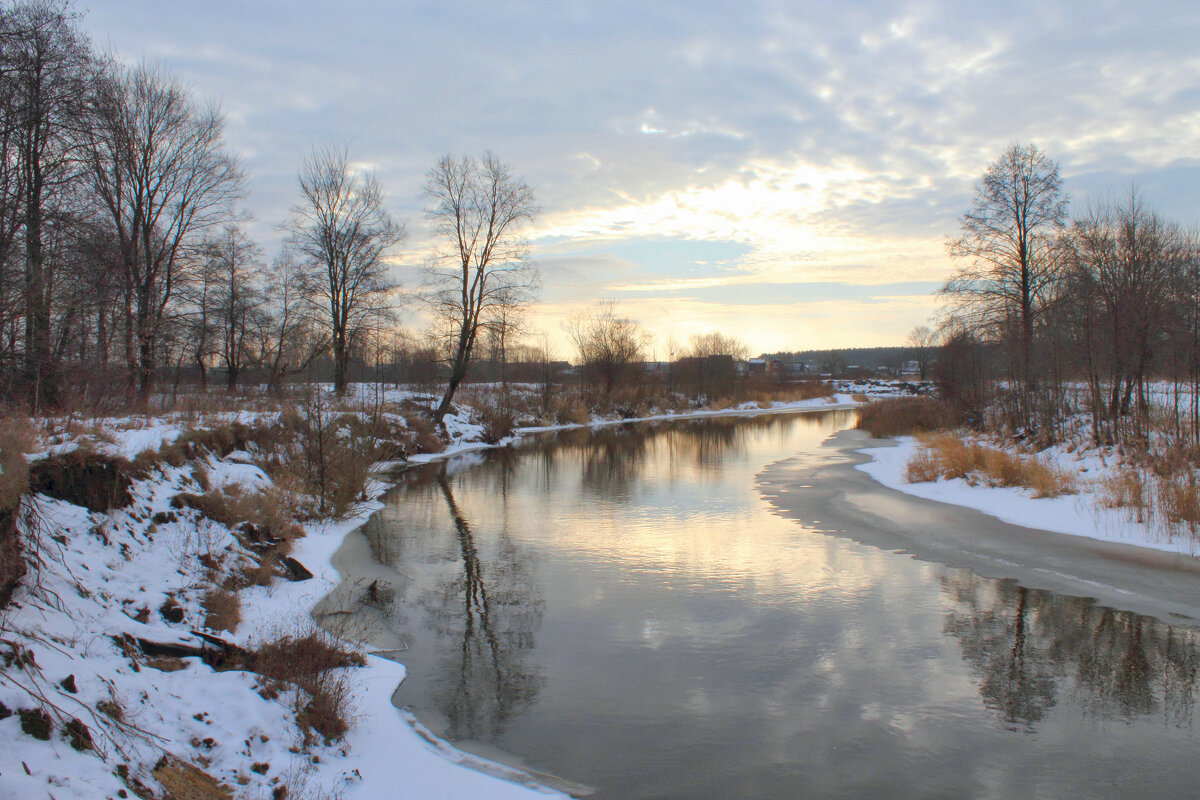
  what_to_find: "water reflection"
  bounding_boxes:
[339,411,1200,799]
[426,474,544,738]
[943,572,1199,729]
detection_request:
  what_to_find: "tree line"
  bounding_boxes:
[0,1,543,425]
[938,142,1200,447]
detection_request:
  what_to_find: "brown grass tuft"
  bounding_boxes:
[905,433,1076,498]
[855,396,956,439]
[201,588,242,633]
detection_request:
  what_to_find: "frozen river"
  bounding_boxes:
[325,410,1200,798]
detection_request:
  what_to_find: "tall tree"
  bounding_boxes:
[5,0,97,407]
[423,152,537,426]
[208,223,261,390]
[1068,189,1192,438]
[944,143,1068,428]
[89,62,243,403]
[261,249,326,395]
[285,144,403,395]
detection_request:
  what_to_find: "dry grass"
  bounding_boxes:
[1101,466,1200,536]
[260,404,404,518]
[175,486,303,548]
[553,395,590,425]
[477,401,516,444]
[401,409,444,454]
[1,417,33,609]
[1100,468,1150,516]
[201,588,242,633]
[905,433,1076,498]
[856,396,956,439]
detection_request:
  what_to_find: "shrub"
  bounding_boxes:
[478,401,516,444]
[250,630,364,745]
[553,395,590,425]
[401,411,444,454]
[855,396,956,439]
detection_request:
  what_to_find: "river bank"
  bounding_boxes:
[759,428,1200,626]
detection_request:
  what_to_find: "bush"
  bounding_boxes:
[250,630,364,745]
[476,401,516,444]
[856,396,956,439]
[553,395,590,425]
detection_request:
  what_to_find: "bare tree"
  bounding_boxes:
[566,301,652,393]
[88,61,243,403]
[944,143,1068,427]
[181,243,217,390]
[423,152,537,426]
[907,324,936,380]
[1067,189,1192,439]
[197,223,262,391]
[684,331,749,361]
[677,331,749,398]
[261,248,325,395]
[286,144,404,396]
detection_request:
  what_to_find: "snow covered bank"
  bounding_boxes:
[0,415,568,799]
[857,436,1200,558]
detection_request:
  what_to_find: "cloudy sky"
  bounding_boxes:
[85,1,1200,356]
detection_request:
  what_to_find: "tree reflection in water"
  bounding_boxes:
[422,472,544,740]
[943,571,1199,729]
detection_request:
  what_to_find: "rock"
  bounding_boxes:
[160,599,185,624]
[279,556,313,582]
[64,717,93,751]
[60,673,77,693]
[18,707,52,740]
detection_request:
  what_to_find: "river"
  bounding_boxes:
[319,410,1200,799]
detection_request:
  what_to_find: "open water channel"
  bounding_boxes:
[322,410,1200,799]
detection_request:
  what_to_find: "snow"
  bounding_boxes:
[857,436,1200,558]
[1,420,569,799]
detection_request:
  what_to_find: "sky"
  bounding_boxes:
[84,1,1200,357]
